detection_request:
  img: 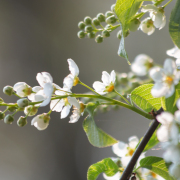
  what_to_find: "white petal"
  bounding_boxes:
[167,46,180,58]
[159,15,166,30]
[165,85,175,98]
[35,94,46,101]
[68,97,80,109]
[169,164,180,178]
[69,111,80,123]
[176,59,180,69]
[67,59,79,76]
[128,136,139,149]
[157,125,169,142]
[151,82,168,97]
[13,82,26,91]
[41,72,53,83]
[163,59,176,75]
[28,93,36,101]
[153,12,164,29]
[156,112,174,125]
[121,156,131,167]
[102,71,111,86]
[31,115,49,130]
[61,105,71,119]
[112,141,128,157]
[63,74,74,89]
[110,70,116,83]
[32,86,42,92]
[131,63,147,76]
[177,99,180,109]
[103,172,121,180]
[36,73,46,87]
[50,99,64,112]
[40,97,51,107]
[43,82,53,97]
[53,83,61,90]
[93,81,106,92]
[147,26,155,35]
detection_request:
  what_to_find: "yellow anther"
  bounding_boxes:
[73,77,79,86]
[165,76,173,85]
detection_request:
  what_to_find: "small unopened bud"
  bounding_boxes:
[4,114,14,124]
[105,24,111,30]
[87,32,96,39]
[17,98,29,108]
[124,30,130,37]
[106,15,117,24]
[77,31,85,39]
[129,19,141,32]
[3,86,14,96]
[117,30,122,39]
[78,21,86,29]
[0,111,5,120]
[92,18,100,26]
[97,13,105,22]
[102,30,110,38]
[17,116,27,127]
[84,16,92,25]
[24,105,38,116]
[105,11,114,18]
[85,25,93,33]
[0,98,4,103]
[111,4,116,12]
[95,35,103,43]
[8,105,18,112]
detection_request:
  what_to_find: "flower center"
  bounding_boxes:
[23,87,32,96]
[80,103,85,113]
[64,98,70,106]
[73,76,79,86]
[126,147,135,156]
[150,172,157,178]
[165,76,173,86]
[146,19,153,28]
[145,61,153,69]
[106,84,114,92]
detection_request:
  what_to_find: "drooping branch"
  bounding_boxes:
[120,108,163,180]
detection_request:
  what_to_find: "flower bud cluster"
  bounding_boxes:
[77,4,120,43]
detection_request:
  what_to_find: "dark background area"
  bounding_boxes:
[0,0,175,179]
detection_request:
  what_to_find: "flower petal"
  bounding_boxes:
[163,59,176,75]
[102,71,111,86]
[103,172,121,180]
[32,86,42,92]
[112,141,128,157]
[110,70,116,83]
[13,82,26,91]
[50,99,64,112]
[151,82,168,97]
[157,125,169,142]
[128,136,139,149]
[67,59,79,77]
[167,46,180,58]
[93,81,106,92]
[141,4,158,12]
[68,97,80,109]
[61,105,71,119]
[63,74,74,89]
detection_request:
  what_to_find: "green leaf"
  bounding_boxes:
[169,0,180,48]
[83,103,118,147]
[87,158,119,180]
[115,0,144,63]
[163,83,180,114]
[131,84,162,113]
[139,156,175,180]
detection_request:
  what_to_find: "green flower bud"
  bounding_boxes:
[17,98,29,108]
[3,86,14,96]
[125,30,130,37]
[17,116,27,127]
[92,18,100,26]
[78,21,86,29]
[111,4,116,12]
[77,31,85,39]
[95,35,103,43]
[24,105,38,116]
[8,105,18,112]
[102,30,110,38]
[0,111,5,120]
[106,15,117,24]
[85,25,93,33]
[105,24,112,30]
[87,32,96,39]
[129,19,141,32]
[117,30,122,39]
[4,114,14,124]
[97,13,105,22]
[84,16,92,25]
[105,11,114,18]
[0,98,4,103]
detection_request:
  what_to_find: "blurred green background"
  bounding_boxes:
[0,0,175,179]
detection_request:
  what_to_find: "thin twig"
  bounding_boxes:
[120,108,163,180]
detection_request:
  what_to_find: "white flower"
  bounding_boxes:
[150,59,180,98]
[93,70,116,95]
[142,169,164,180]
[63,59,79,89]
[139,18,155,35]
[167,46,180,69]
[112,136,145,167]
[13,82,32,97]
[169,163,180,179]
[69,101,85,123]
[29,72,58,107]
[50,86,80,119]
[142,5,166,29]
[31,113,50,130]
[103,172,121,180]
[131,54,153,76]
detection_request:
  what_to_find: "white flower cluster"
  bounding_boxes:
[103,136,164,180]
[156,105,180,179]
[12,59,117,131]
[13,59,85,130]
[140,4,166,35]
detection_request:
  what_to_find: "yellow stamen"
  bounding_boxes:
[165,76,173,85]
[80,103,85,113]
[107,85,114,92]
[129,149,134,156]
[73,77,79,86]
[64,98,70,106]
[150,172,157,178]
